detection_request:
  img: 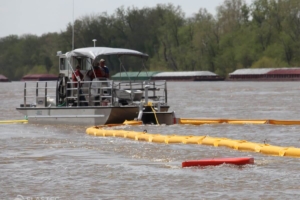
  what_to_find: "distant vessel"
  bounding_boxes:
[228,68,300,81]
[151,71,224,81]
[21,74,58,81]
[0,74,10,82]
[16,47,175,126]
[112,71,224,81]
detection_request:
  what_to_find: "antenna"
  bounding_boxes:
[72,0,74,50]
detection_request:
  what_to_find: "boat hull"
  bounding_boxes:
[16,106,139,126]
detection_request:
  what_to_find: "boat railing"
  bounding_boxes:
[21,81,57,108]
[20,79,167,108]
[65,79,113,107]
[113,80,167,104]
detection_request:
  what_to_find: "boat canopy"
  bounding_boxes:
[66,47,149,60]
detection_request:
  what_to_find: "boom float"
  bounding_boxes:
[182,157,254,167]
[178,118,300,125]
[0,119,28,124]
[86,125,300,158]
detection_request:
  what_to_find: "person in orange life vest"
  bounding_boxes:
[72,65,84,88]
[99,59,109,78]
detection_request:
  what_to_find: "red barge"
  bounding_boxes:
[228,68,300,81]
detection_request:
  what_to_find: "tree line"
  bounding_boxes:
[0,0,300,81]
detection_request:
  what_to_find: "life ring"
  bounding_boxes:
[57,76,70,104]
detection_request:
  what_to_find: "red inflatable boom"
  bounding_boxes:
[182,157,254,167]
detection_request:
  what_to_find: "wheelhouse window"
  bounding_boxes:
[60,58,67,70]
[73,57,92,70]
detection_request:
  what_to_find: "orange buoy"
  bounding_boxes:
[182,157,254,167]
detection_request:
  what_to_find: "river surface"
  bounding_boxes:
[1,81,300,200]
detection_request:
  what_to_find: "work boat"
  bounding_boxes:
[16,47,175,126]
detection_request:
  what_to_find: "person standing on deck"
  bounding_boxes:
[72,65,87,106]
[72,65,84,87]
[99,59,109,79]
[87,61,103,80]
[87,60,109,106]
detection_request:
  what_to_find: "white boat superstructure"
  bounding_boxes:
[16,47,175,126]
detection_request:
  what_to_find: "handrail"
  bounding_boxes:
[22,81,56,107]
[114,80,167,104]
[24,82,26,106]
[21,79,168,108]
[66,79,113,106]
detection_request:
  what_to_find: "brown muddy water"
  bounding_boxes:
[1,81,300,199]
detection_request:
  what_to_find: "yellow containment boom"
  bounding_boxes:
[0,119,28,124]
[179,118,300,125]
[86,125,300,158]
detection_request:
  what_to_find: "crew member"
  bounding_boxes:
[72,65,84,87]
[99,59,109,78]
[72,65,87,106]
[88,61,103,80]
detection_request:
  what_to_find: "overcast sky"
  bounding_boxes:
[0,0,253,38]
